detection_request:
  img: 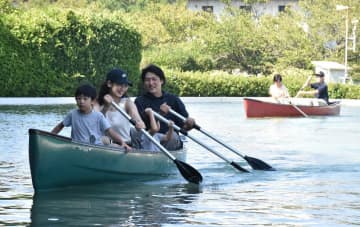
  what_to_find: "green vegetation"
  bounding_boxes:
[0,0,359,98]
[0,0,141,96]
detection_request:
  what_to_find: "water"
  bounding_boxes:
[1,98,360,226]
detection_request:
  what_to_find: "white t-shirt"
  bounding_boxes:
[269,84,289,98]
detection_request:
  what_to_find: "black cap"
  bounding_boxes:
[315,71,325,77]
[106,68,132,86]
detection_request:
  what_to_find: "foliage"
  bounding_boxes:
[0,7,141,96]
[0,0,16,14]
[2,0,360,99]
[299,0,360,81]
[0,19,38,96]
[143,43,214,72]
[165,70,270,97]
[162,68,360,98]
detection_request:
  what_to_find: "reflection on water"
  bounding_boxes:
[30,182,201,226]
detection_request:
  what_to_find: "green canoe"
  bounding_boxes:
[29,129,186,191]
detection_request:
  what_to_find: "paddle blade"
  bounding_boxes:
[244,156,276,171]
[230,162,249,173]
[174,159,203,184]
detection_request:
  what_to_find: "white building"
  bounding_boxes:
[312,61,352,84]
[187,0,300,17]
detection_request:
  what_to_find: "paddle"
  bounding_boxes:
[290,75,313,117]
[165,108,275,171]
[111,101,203,184]
[295,75,312,98]
[289,101,308,117]
[152,110,249,173]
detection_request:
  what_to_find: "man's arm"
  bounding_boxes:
[160,102,195,131]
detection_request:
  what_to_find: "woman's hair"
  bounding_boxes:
[97,82,110,106]
[141,64,166,85]
[273,74,282,82]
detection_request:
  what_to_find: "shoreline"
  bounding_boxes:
[0,97,360,106]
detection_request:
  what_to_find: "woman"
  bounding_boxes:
[269,74,290,99]
[97,68,145,146]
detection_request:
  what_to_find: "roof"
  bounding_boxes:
[311,61,348,70]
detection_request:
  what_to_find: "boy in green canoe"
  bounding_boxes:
[51,84,131,150]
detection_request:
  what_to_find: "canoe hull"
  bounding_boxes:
[29,129,186,191]
[243,97,341,118]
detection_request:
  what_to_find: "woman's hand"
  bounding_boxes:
[160,103,170,115]
[135,120,146,129]
[103,94,113,106]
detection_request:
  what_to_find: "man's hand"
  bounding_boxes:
[183,117,195,131]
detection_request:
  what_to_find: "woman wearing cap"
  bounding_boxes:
[297,71,329,104]
[97,68,145,147]
[269,74,290,99]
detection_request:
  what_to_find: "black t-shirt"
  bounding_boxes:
[135,91,189,133]
[311,82,329,103]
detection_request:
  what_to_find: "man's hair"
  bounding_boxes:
[141,64,166,85]
[75,84,97,100]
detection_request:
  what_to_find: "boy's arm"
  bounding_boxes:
[106,128,132,151]
[51,122,64,134]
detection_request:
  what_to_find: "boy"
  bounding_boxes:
[51,84,131,150]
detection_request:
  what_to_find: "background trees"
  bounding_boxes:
[1,0,359,97]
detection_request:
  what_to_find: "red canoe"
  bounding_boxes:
[243,97,341,118]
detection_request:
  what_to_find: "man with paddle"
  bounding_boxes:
[297,71,329,104]
[135,64,196,150]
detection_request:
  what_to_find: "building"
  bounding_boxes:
[187,0,300,17]
[312,61,352,84]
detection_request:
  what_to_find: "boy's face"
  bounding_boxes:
[75,94,93,113]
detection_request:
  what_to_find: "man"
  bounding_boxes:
[298,71,329,104]
[135,64,195,150]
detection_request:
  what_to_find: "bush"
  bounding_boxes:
[0,7,141,96]
[162,68,360,99]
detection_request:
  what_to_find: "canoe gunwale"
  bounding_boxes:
[28,128,179,154]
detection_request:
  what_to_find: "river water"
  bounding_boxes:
[0,97,359,226]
